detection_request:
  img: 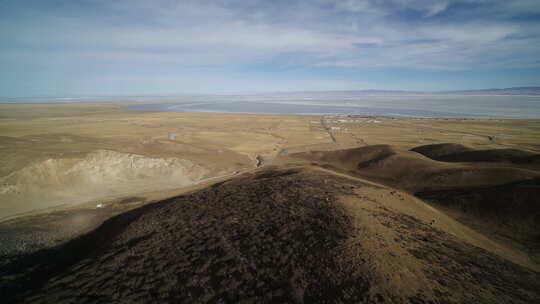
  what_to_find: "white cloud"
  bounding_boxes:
[334,0,380,13]
[424,1,449,17]
[333,0,450,16]
[1,0,539,71]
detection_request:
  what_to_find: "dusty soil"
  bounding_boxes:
[0,172,242,259]
[0,197,148,260]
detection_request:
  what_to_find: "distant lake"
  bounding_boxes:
[122,94,540,119]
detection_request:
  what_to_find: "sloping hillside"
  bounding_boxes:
[291,145,540,268]
[2,167,539,303]
[292,145,539,192]
[0,150,215,220]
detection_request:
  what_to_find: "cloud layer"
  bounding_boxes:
[1,0,539,95]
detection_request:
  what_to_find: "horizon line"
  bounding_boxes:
[2,86,540,99]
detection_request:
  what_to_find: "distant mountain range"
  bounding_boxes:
[2,87,540,101]
[441,87,540,95]
[298,87,540,95]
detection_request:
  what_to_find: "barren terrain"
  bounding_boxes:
[1,103,540,303]
[2,103,539,220]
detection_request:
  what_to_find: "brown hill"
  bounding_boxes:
[410,143,473,159]
[412,143,540,164]
[292,145,539,192]
[291,145,540,269]
[416,178,540,263]
[1,167,539,303]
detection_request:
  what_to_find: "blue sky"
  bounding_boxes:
[1,0,540,96]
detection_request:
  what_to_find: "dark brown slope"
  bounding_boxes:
[2,167,540,303]
[410,143,473,159]
[412,143,540,165]
[416,178,540,263]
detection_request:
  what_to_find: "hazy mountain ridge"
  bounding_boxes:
[2,87,540,101]
[294,87,540,96]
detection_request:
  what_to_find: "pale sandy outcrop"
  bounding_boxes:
[0,150,209,219]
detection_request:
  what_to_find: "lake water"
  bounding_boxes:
[121,94,540,119]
